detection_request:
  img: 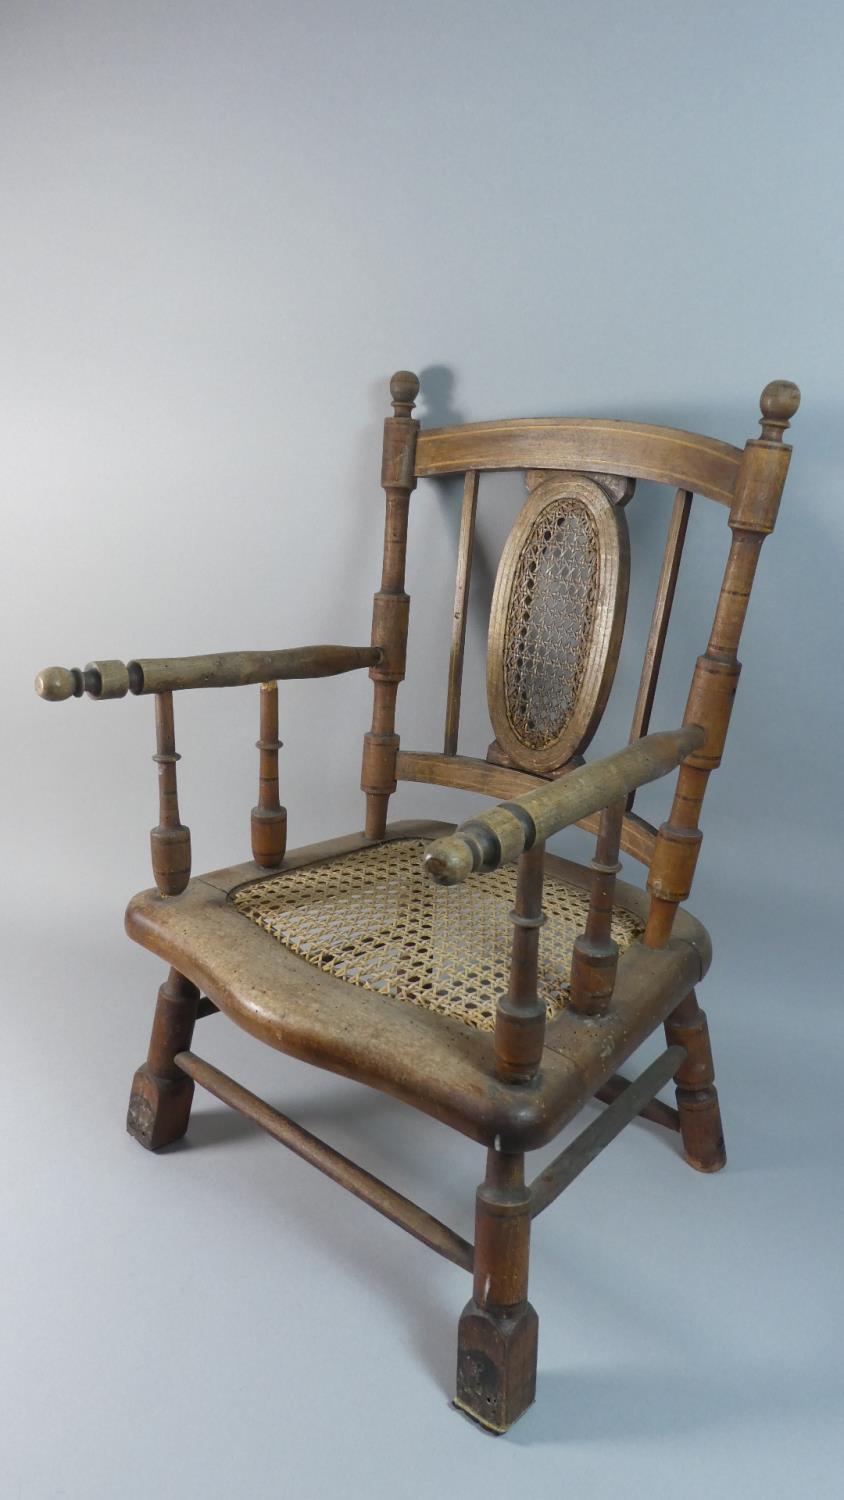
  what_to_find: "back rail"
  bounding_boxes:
[415,418,741,507]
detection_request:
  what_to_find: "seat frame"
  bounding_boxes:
[125,821,709,1150]
[35,370,800,1433]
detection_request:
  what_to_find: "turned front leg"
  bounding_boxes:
[455,1148,538,1433]
[127,967,199,1150]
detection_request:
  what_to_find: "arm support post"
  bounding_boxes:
[251,681,287,867]
[150,692,191,897]
[569,798,624,1017]
[494,842,548,1083]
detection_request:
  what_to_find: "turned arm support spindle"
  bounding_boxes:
[494,842,548,1083]
[251,680,287,867]
[568,798,624,1017]
[35,645,382,896]
[150,692,191,897]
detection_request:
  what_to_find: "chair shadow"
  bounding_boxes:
[165,1091,463,1393]
[176,1082,417,1149]
[506,1358,839,1446]
[170,1107,258,1150]
[160,1096,833,1421]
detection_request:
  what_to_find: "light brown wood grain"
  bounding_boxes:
[416,417,741,504]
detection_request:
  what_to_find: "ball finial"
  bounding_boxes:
[389,370,420,417]
[34,665,79,701]
[424,836,475,886]
[759,380,800,441]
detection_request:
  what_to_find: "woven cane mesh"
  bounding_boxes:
[231,838,644,1033]
[503,496,599,749]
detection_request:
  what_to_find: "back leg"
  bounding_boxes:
[127,967,199,1150]
[664,989,726,1172]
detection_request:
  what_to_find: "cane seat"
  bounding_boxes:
[231,834,646,1033]
[125,822,710,1150]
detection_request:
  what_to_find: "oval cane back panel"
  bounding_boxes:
[486,474,629,773]
[231,838,644,1033]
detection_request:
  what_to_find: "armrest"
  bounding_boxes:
[34,642,382,896]
[424,726,704,885]
[34,644,382,701]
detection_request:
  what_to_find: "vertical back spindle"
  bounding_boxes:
[443,469,479,755]
[251,680,287,867]
[150,691,191,897]
[627,488,692,808]
[361,371,420,839]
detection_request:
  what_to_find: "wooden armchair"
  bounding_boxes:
[35,371,800,1433]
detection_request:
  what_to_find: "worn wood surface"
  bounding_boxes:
[415,417,742,504]
[456,1148,537,1432]
[126,967,199,1150]
[396,749,658,863]
[125,822,708,1150]
[424,727,703,885]
[35,644,381,700]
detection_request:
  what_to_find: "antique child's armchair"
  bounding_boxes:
[36,372,799,1432]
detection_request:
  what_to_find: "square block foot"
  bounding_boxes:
[455,1298,538,1433]
[127,1064,194,1151]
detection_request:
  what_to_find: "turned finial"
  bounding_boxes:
[424,835,476,886]
[34,659,131,700]
[389,370,420,418]
[35,665,82,701]
[759,380,800,442]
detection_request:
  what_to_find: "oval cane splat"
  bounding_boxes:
[487,475,629,773]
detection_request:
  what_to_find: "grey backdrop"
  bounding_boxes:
[3,3,842,1497]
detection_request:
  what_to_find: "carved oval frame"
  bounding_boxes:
[486,473,630,774]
